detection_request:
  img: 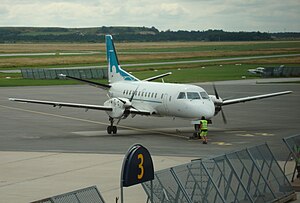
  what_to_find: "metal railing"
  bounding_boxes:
[142,143,294,203]
[21,68,108,79]
[31,186,105,203]
[283,134,300,182]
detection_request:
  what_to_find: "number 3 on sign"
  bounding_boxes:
[137,153,144,180]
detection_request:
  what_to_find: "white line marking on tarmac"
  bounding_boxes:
[0,104,188,139]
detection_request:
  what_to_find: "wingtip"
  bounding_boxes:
[283,90,293,94]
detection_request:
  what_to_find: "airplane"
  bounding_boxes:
[247,67,265,75]
[9,35,292,135]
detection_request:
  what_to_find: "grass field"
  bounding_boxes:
[133,64,259,82]
[1,41,299,54]
[0,40,299,86]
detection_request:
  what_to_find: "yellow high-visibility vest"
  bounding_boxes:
[200,120,208,130]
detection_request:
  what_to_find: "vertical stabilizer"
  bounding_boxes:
[106,35,139,83]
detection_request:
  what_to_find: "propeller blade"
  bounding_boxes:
[130,86,139,102]
[221,108,227,124]
[213,83,219,99]
[117,98,126,104]
[129,91,135,102]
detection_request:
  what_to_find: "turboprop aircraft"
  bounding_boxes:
[9,35,292,134]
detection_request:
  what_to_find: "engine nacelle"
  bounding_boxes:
[119,98,132,108]
[210,95,223,105]
[104,98,126,118]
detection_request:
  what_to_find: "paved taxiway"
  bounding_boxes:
[1,78,299,157]
[0,78,299,202]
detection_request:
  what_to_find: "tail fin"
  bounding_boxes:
[105,35,139,83]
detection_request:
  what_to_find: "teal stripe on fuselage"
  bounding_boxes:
[132,98,162,104]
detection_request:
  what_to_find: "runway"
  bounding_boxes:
[0,79,299,159]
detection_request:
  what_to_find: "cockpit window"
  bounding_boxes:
[177,92,186,99]
[200,92,210,99]
[187,92,200,100]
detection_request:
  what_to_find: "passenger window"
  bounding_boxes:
[141,92,144,97]
[187,92,200,100]
[200,92,210,99]
[161,94,164,99]
[151,93,154,98]
[126,90,128,95]
[177,92,186,99]
[169,96,172,101]
[155,93,157,98]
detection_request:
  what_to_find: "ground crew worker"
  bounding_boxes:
[200,116,208,144]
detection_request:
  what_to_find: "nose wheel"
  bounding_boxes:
[107,117,117,134]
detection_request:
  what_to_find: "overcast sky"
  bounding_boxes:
[1,0,299,32]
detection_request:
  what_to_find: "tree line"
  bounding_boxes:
[0,26,299,43]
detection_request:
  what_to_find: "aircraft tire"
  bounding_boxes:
[107,126,112,134]
[112,126,117,134]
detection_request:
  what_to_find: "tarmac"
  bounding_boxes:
[0,151,193,202]
[0,78,300,202]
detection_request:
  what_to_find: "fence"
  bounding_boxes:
[262,67,300,77]
[142,143,295,203]
[283,134,300,182]
[21,67,108,79]
[31,186,105,203]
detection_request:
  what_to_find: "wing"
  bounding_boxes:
[59,74,111,90]
[9,98,113,111]
[9,98,153,116]
[222,91,292,106]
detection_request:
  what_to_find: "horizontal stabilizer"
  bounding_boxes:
[143,72,172,82]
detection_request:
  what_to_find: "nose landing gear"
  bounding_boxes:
[107,117,117,134]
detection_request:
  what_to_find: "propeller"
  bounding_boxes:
[213,83,227,124]
[116,86,139,124]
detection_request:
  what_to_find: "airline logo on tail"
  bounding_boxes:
[106,35,139,83]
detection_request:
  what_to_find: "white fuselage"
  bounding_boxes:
[108,81,215,120]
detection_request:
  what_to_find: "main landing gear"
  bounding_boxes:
[107,117,117,134]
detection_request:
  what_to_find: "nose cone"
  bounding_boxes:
[187,100,215,119]
[200,101,215,119]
